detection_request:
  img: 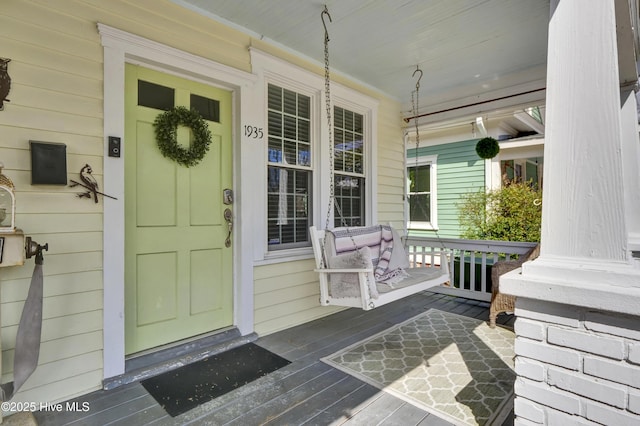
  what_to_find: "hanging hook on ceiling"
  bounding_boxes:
[321,5,332,42]
[412,65,423,91]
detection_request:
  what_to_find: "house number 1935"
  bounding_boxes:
[244,125,264,139]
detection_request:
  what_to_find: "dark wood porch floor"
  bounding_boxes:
[33,292,515,426]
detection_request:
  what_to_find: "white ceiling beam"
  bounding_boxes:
[513,111,545,134]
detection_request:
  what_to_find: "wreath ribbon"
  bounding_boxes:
[153,106,212,167]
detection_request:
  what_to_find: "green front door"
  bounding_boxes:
[124,64,233,354]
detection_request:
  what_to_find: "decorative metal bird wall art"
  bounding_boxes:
[0,57,11,111]
[80,163,99,203]
[69,164,117,203]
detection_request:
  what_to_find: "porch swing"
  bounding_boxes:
[310,6,450,311]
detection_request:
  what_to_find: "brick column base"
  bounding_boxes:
[513,298,640,425]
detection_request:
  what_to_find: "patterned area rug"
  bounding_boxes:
[322,309,515,425]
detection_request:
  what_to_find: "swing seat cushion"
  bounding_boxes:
[327,247,378,299]
[327,246,377,298]
[326,226,410,279]
[324,226,411,299]
[376,267,447,294]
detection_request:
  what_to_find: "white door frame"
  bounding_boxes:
[99,24,257,379]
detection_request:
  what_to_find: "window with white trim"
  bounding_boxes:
[267,83,312,249]
[252,49,378,256]
[406,155,437,230]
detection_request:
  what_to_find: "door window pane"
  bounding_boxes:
[138,80,174,111]
[190,94,220,122]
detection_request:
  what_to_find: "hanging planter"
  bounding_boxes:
[475,136,500,159]
[153,106,212,167]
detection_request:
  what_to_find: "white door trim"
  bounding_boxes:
[98,24,257,379]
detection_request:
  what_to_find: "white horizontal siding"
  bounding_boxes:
[253,258,345,335]
[375,100,405,225]
[1,270,102,304]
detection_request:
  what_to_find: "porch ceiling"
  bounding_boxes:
[174,0,550,122]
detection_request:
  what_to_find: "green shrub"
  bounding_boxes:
[458,181,542,242]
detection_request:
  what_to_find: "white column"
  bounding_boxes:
[504,4,640,424]
[620,88,640,253]
[502,0,640,316]
[540,0,627,262]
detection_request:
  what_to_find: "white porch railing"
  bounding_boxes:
[404,236,537,302]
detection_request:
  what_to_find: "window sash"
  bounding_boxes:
[408,164,431,223]
[334,174,364,227]
[267,166,311,249]
[334,106,366,227]
[407,160,436,227]
[409,193,431,223]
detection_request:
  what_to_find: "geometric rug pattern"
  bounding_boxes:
[322,309,515,426]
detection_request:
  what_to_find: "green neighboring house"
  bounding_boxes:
[405,113,544,239]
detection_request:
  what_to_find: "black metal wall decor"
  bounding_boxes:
[69,164,117,203]
[30,141,68,185]
[0,57,11,111]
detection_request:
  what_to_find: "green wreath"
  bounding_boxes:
[153,106,212,167]
[475,136,500,159]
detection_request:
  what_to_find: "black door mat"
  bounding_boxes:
[141,342,290,417]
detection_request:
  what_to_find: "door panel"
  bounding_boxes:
[190,134,222,225]
[190,249,222,315]
[124,64,233,355]
[136,120,177,226]
[136,252,178,325]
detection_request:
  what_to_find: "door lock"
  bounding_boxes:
[223,188,233,205]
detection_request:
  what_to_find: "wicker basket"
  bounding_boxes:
[489,244,540,328]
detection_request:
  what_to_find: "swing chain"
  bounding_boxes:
[320,5,359,270]
[411,66,423,228]
[412,66,422,159]
[320,5,336,267]
[409,67,447,252]
[322,4,334,233]
[321,7,352,231]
